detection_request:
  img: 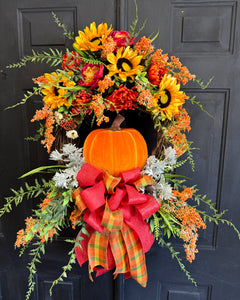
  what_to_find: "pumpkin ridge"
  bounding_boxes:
[109,130,114,174]
[88,132,99,164]
[123,130,138,168]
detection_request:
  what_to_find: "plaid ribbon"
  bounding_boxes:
[73,164,159,287]
[103,170,121,194]
[88,229,109,279]
[72,187,86,214]
[134,175,155,191]
[101,202,123,231]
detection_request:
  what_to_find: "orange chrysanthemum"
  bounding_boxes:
[148,64,167,86]
[107,85,138,111]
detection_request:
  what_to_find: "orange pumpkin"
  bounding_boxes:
[83,115,148,176]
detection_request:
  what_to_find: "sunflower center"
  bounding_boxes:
[158,89,171,108]
[90,37,102,46]
[53,82,64,97]
[117,58,132,72]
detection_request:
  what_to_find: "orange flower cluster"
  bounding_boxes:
[15,214,57,247]
[161,187,206,263]
[31,104,55,153]
[98,76,114,93]
[164,108,191,156]
[169,56,196,85]
[151,49,168,68]
[172,187,196,204]
[15,217,38,247]
[149,50,195,85]
[137,88,155,108]
[135,36,154,56]
[177,205,206,262]
[90,94,109,125]
[70,207,82,229]
[101,36,117,58]
[32,75,48,85]
[40,193,55,211]
[39,227,57,243]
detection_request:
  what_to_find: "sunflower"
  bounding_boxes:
[106,46,144,81]
[73,22,112,52]
[153,74,187,120]
[41,72,75,109]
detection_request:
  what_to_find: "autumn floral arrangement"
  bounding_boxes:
[2,10,239,300]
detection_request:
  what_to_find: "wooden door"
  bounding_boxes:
[1,1,240,299]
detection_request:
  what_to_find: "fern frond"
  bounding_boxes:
[75,50,106,66]
[0,180,51,218]
[186,142,197,171]
[25,241,45,300]
[188,96,214,118]
[4,87,41,110]
[52,12,75,41]
[50,241,76,295]
[129,0,147,38]
[159,238,197,286]
[6,49,63,69]
[193,76,214,90]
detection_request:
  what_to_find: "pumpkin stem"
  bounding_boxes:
[109,114,125,131]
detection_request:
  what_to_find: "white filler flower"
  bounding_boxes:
[66,130,79,139]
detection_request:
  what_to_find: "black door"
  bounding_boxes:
[1,1,240,300]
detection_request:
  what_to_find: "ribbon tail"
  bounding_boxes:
[121,223,147,287]
[88,229,109,281]
[109,230,130,278]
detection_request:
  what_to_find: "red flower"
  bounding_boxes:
[148,64,167,86]
[107,85,138,111]
[109,31,135,49]
[59,116,77,131]
[79,63,104,89]
[62,51,82,71]
[72,90,92,115]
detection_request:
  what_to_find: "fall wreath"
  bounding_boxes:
[2,11,239,300]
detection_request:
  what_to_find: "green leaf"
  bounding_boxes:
[19,165,67,179]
